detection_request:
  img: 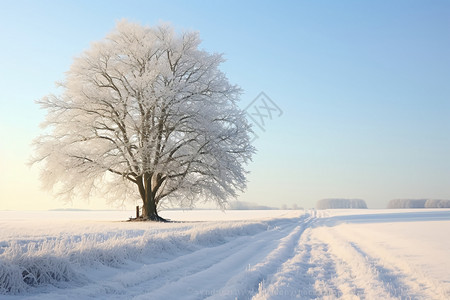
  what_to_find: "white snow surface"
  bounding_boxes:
[1,209,449,299]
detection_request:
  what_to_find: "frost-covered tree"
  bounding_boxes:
[387,199,450,209]
[425,199,450,208]
[387,199,427,209]
[316,198,368,209]
[31,21,255,221]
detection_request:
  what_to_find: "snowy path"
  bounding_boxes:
[1,210,450,299]
[253,210,450,300]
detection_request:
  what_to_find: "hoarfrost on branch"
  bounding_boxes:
[32,21,255,219]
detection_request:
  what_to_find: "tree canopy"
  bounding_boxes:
[32,20,255,220]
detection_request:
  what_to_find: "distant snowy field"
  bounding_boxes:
[1,209,449,299]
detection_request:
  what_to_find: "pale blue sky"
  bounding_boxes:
[0,0,449,210]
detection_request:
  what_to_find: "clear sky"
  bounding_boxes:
[1,0,449,210]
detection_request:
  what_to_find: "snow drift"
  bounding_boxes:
[387,199,450,209]
[316,198,367,209]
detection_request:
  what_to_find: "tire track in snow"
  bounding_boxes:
[251,228,345,300]
[332,227,450,299]
[21,217,303,299]
[133,216,312,300]
[202,215,315,300]
[346,241,412,298]
[252,212,447,300]
[312,227,441,299]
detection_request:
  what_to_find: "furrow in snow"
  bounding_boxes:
[251,227,345,300]
[313,227,430,299]
[205,216,313,300]
[333,225,450,299]
[133,217,308,300]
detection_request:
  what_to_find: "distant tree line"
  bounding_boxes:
[316,198,367,209]
[387,199,450,209]
[227,201,275,210]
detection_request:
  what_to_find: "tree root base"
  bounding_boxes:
[128,215,170,222]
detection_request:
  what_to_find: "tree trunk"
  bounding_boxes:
[137,174,167,222]
[142,197,159,220]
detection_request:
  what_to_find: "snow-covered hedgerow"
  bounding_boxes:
[387,199,427,208]
[316,199,367,210]
[387,199,450,208]
[424,199,450,208]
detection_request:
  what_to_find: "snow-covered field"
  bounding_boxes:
[1,209,449,299]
